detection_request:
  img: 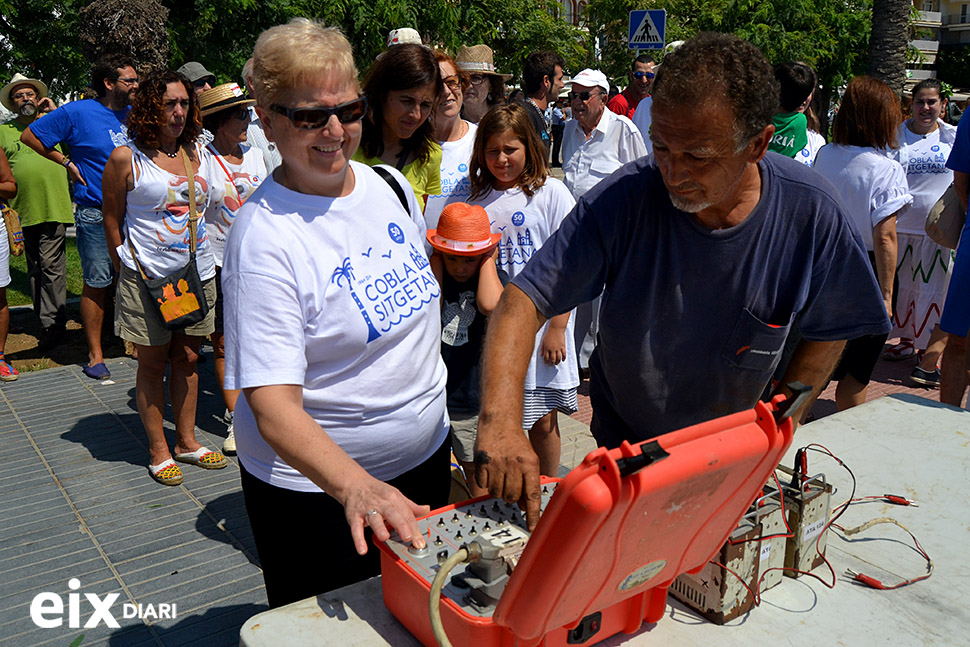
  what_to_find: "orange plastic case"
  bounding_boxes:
[379,396,796,646]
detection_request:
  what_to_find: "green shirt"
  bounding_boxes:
[352,143,442,211]
[769,112,808,159]
[0,119,73,226]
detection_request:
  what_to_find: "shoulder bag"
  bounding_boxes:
[128,147,210,330]
[1,203,24,256]
[925,184,966,250]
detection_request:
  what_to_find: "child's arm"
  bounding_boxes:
[476,248,505,315]
[541,312,571,366]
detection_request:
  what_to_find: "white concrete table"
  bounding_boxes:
[240,394,970,646]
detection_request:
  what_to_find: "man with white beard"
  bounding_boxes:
[471,33,891,525]
[0,74,73,349]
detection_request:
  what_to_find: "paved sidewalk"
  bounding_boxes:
[0,358,264,647]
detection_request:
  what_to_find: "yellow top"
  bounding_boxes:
[352,143,442,211]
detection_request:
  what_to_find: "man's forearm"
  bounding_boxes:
[773,339,846,425]
[20,127,62,163]
[478,284,546,428]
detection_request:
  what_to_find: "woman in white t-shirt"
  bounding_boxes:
[467,103,579,478]
[885,79,956,388]
[199,83,267,455]
[221,19,450,608]
[102,70,226,487]
[813,76,913,411]
[424,50,477,229]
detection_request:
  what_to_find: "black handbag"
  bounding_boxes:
[128,147,210,331]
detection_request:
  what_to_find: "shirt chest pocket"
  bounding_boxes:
[721,308,793,373]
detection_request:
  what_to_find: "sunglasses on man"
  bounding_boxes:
[632,71,656,80]
[568,90,602,102]
[270,96,368,129]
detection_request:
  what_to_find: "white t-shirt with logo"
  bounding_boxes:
[796,130,826,167]
[204,144,267,266]
[424,121,478,230]
[223,161,448,491]
[890,120,956,235]
[469,178,579,391]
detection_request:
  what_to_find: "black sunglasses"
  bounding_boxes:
[270,96,368,129]
[568,90,602,102]
[632,71,656,80]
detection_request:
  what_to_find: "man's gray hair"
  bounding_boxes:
[652,33,779,152]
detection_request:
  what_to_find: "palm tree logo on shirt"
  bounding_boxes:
[331,257,381,343]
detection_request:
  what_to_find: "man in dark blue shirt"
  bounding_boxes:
[474,33,890,529]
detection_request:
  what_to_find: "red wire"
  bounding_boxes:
[715,442,930,606]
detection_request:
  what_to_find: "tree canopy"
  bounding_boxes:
[0,0,585,98]
[583,0,873,96]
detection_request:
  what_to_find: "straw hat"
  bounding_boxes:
[1,73,48,112]
[199,83,254,117]
[427,203,502,256]
[455,45,512,81]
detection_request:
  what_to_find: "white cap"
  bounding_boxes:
[570,69,609,93]
[387,28,421,47]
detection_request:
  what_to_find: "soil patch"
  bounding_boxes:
[4,304,129,374]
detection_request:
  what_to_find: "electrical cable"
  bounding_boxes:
[718,443,932,605]
[429,548,469,647]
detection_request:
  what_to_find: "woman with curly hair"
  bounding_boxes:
[353,43,443,211]
[102,69,226,486]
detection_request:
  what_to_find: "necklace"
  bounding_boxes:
[158,147,178,159]
[526,97,551,131]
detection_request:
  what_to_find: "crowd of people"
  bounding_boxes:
[0,19,968,608]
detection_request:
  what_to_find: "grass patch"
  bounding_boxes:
[6,237,83,307]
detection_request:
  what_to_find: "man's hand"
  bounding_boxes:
[37,97,56,113]
[66,161,86,187]
[474,418,542,530]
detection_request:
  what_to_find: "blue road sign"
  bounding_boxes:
[628,10,666,50]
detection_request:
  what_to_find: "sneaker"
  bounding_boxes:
[911,367,941,388]
[0,361,19,382]
[222,421,236,454]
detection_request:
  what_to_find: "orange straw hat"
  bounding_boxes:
[427,203,502,256]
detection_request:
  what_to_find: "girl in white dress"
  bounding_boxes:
[467,103,578,476]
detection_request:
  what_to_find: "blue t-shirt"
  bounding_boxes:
[944,113,970,254]
[27,99,130,208]
[512,153,891,445]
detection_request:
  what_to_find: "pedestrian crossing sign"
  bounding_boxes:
[628,9,666,50]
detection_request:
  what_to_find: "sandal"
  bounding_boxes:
[149,459,184,486]
[174,447,228,470]
[82,362,111,380]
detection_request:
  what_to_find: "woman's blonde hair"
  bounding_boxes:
[469,103,549,200]
[251,18,358,107]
